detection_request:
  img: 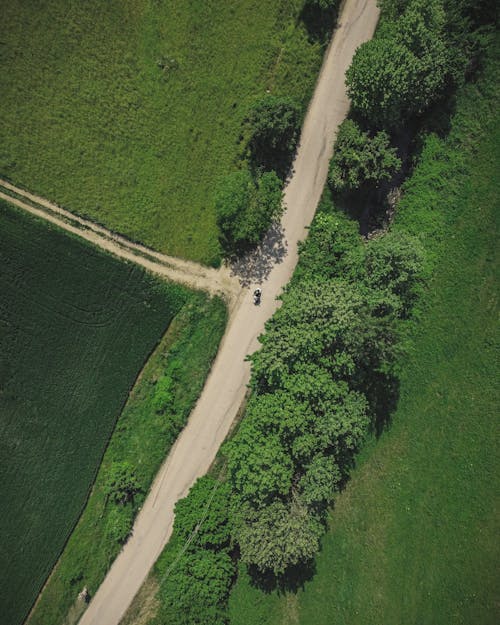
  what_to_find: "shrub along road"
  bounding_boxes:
[5,1,380,623]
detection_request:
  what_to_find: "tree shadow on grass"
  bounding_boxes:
[230,221,288,287]
[300,3,340,45]
[247,559,317,595]
[365,371,400,437]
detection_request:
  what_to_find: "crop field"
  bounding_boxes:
[0,0,326,265]
[0,200,194,625]
[228,36,500,625]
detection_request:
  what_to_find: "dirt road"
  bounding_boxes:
[0,180,239,302]
[69,2,380,624]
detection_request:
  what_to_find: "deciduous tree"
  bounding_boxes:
[215,169,283,256]
[328,120,401,192]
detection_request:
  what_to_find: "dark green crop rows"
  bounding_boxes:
[0,201,189,625]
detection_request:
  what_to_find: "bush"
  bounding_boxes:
[159,549,234,625]
[104,461,140,505]
[105,505,133,545]
[173,476,232,549]
[328,119,401,192]
[215,169,283,256]
[154,474,235,625]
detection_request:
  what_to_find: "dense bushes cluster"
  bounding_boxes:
[154,476,235,625]
[153,207,422,621]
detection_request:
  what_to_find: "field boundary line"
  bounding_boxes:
[0,179,240,304]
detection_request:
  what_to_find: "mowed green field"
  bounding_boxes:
[0,200,190,625]
[229,40,500,625]
[0,0,325,265]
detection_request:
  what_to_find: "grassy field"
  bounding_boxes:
[0,0,326,265]
[0,200,222,625]
[228,38,499,625]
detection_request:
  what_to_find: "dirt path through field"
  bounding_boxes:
[67,2,380,624]
[0,180,240,302]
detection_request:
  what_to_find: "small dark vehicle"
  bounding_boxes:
[253,288,262,305]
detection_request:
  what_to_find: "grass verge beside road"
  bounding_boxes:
[228,35,500,625]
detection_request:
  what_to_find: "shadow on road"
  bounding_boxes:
[229,221,288,287]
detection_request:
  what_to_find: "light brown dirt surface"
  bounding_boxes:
[75,3,379,624]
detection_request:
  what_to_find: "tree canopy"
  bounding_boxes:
[235,500,324,575]
[215,169,283,256]
[346,0,450,127]
[328,119,401,192]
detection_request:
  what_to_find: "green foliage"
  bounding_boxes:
[104,462,140,505]
[0,0,325,264]
[159,547,235,625]
[246,95,301,173]
[250,278,399,393]
[234,501,324,576]
[154,474,235,625]
[226,424,293,505]
[151,373,175,414]
[105,505,134,545]
[215,169,283,255]
[225,199,420,574]
[346,0,450,127]
[298,454,342,507]
[347,232,426,317]
[173,476,232,549]
[294,211,362,282]
[0,202,189,625]
[328,120,401,192]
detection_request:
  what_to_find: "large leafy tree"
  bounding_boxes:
[235,500,324,575]
[226,420,293,505]
[215,169,283,256]
[344,231,425,318]
[346,0,450,127]
[328,119,401,193]
[250,279,369,391]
